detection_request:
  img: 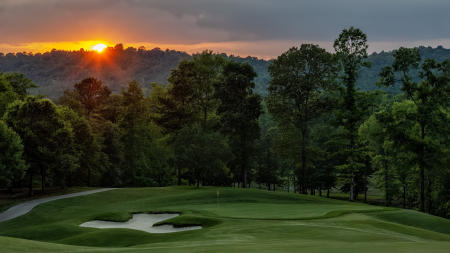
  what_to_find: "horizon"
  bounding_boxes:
[1,43,448,61]
[0,1,449,252]
[1,0,449,59]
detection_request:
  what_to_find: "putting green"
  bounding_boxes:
[0,186,448,252]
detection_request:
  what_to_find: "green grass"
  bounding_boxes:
[0,186,449,252]
[0,187,98,213]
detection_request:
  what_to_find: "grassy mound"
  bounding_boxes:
[0,186,448,252]
[367,209,450,234]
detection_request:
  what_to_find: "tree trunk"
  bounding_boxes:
[242,133,250,189]
[300,122,308,194]
[427,176,432,213]
[28,171,33,197]
[419,123,425,212]
[67,171,72,188]
[87,167,91,187]
[41,168,45,193]
[350,175,355,201]
[177,167,182,185]
[384,159,390,206]
[203,106,207,130]
[402,184,406,208]
[347,72,357,202]
[327,188,330,198]
[364,186,367,203]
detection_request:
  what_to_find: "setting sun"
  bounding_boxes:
[91,43,107,53]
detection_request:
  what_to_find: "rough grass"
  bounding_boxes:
[0,186,449,252]
[367,209,450,234]
[0,187,97,213]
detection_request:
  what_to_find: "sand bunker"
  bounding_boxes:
[80,213,202,233]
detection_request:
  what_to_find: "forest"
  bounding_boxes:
[1,42,449,99]
[0,27,449,218]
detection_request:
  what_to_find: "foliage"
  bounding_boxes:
[59,106,104,186]
[216,61,262,187]
[1,46,449,99]
[267,44,337,193]
[333,27,370,201]
[0,120,27,188]
[378,47,449,213]
[3,73,37,98]
[173,125,232,187]
[0,29,448,219]
[3,97,76,194]
[0,74,19,116]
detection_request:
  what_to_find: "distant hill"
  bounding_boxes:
[0,45,448,99]
[358,45,450,93]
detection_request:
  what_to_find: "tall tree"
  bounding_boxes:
[190,51,224,129]
[155,52,225,185]
[333,27,370,200]
[61,77,111,119]
[4,97,73,195]
[154,65,196,185]
[59,106,103,187]
[3,73,37,99]
[267,44,336,193]
[0,120,27,190]
[216,61,262,188]
[0,74,19,116]
[374,100,420,208]
[98,120,124,186]
[378,48,450,211]
[309,122,340,198]
[173,124,231,187]
[359,113,396,205]
[156,63,196,133]
[255,127,280,191]
[120,81,173,186]
[120,81,150,185]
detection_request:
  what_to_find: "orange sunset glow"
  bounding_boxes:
[0,1,450,253]
[0,0,449,58]
[91,43,108,53]
[0,41,113,54]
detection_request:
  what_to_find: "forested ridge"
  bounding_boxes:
[1,45,449,98]
[1,28,449,218]
[0,46,270,98]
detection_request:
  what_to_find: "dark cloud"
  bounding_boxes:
[142,0,450,41]
[0,0,449,54]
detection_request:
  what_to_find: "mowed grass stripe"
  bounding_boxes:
[0,186,448,252]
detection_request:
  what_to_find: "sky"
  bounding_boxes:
[0,0,449,59]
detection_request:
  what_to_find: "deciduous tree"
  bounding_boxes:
[0,120,27,190]
[334,27,370,200]
[216,61,262,188]
[267,44,336,193]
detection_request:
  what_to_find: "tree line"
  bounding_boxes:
[0,27,448,217]
[2,41,449,100]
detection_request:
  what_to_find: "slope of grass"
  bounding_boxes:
[367,209,450,234]
[0,187,97,213]
[0,186,449,252]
